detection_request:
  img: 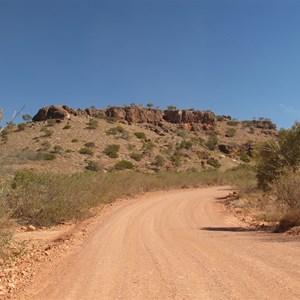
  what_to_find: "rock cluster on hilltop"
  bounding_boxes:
[32,105,72,122]
[32,105,217,130]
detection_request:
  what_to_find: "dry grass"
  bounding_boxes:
[2,167,254,228]
[271,171,300,229]
[0,164,259,259]
[0,178,14,256]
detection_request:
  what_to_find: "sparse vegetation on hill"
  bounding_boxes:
[104,144,120,158]
[0,104,280,176]
[134,131,146,139]
[79,147,94,156]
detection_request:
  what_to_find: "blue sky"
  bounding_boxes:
[1,0,300,129]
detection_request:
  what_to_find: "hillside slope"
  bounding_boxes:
[0,105,277,174]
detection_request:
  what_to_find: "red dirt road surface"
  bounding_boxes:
[20,187,300,300]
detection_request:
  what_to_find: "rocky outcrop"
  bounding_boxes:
[33,105,216,130]
[218,144,236,155]
[106,106,164,124]
[163,109,216,127]
[242,119,277,130]
[163,110,182,123]
[106,107,127,121]
[85,106,106,118]
[218,142,255,157]
[32,105,71,122]
[252,120,276,130]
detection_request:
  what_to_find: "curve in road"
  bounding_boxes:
[22,187,300,300]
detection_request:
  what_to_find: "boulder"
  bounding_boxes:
[125,106,163,124]
[106,106,164,124]
[85,106,106,118]
[105,107,126,121]
[251,120,276,130]
[32,105,71,122]
[163,109,216,127]
[218,144,237,155]
[163,110,182,123]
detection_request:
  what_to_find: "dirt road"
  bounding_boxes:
[21,187,300,299]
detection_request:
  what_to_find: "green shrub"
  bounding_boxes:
[41,141,51,150]
[186,167,198,173]
[34,152,56,161]
[104,116,116,123]
[167,106,177,110]
[225,128,236,137]
[216,115,225,121]
[22,114,32,122]
[207,157,221,168]
[63,123,71,129]
[255,141,283,190]
[79,147,94,156]
[170,153,182,167]
[255,125,300,190]
[227,120,238,126]
[41,127,53,137]
[107,126,129,140]
[86,118,98,130]
[6,122,14,130]
[1,128,9,137]
[154,155,165,167]
[177,131,188,139]
[107,126,125,135]
[47,119,56,126]
[114,160,134,170]
[270,172,300,229]
[53,145,63,153]
[237,151,250,163]
[179,140,193,150]
[86,160,101,172]
[206,133,218,151]
[134,132,146,139]
[17,123,27,131]
[143,142,155,151]
[16,150,36,162]
[84,142,96,148]
[1,129,9,143]
[103,144,120,158]
[127,144,135,150]
[130,153,143,161]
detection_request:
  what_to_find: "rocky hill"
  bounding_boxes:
[0,105,277,174]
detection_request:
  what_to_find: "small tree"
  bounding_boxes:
[103,144,120,158]
[255,141,283,190]
[86,160,101,172]
[134,132,146,139]
[18,123,27,131]
[147,103,154,108]
[206,133,218,151]
[167,106,177,111]
[114,160,134,170]
[22,114,32,122]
